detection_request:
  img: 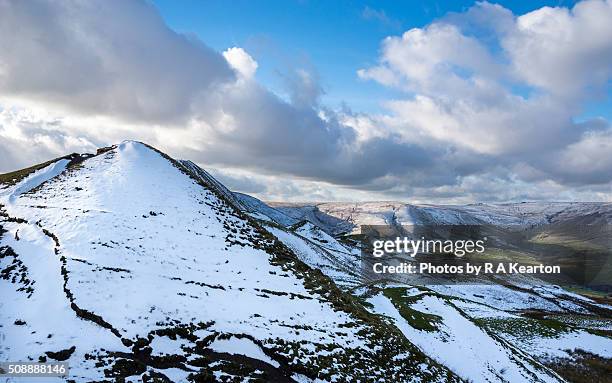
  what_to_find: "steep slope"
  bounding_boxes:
[264,221,363,289]
[178,160,247,211]
[264,221,612,383]
[233,192,299,227]
[266,202,354,235]
[263,224,611,383]
[0,142,457,382]
[257,204,611,383]
[160,163,612,383]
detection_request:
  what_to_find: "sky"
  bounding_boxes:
[0,0,611,203]
[155,0,601,115]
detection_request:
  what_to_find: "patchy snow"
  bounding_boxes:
[3,143,366,345]
[155,367,190,382]
[148,336,188,356]
[3,141,609,382]
[451,298,520,319]
[267,203,354,235]
[234,192,298,227]
[500,324,612,360]
[266,223,362,288]
[306,201,612,228]
[0,221,128,380]
[428,284,563,312]
[5,143,358,342]
[367,293,562,383]
[1,159,70,201]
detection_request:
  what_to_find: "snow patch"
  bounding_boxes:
[209,337,279,368]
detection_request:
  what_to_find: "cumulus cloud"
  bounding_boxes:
[283,68,324,108]
[504,0,612,99]
[358,0,612,195]
[223,47,258,79]
[0,0,233,123]
[358,23,501,92]
[171,78,435,186]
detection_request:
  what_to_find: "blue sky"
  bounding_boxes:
[151,0,609,117]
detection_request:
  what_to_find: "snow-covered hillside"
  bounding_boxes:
[262,201,612,234]
[0,142,455,382]
[224,188,612,383]
[233,192,298,227]
[265,202,354,235]
[1,142,611,383]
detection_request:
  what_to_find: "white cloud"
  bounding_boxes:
[363,0,612,102]
[0,0,233,123]
[358,0,612,192]
[358,23,500,94]
[505,0,612,99]
[0,106,98,172]
[550,128,612,184]
[223,47,258,79]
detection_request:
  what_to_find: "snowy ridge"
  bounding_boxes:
[274,201,612,233]
[265,203,355,235]
[178,159,246,211]
[0,159,71,201]
[233,192,299,227]
[0,141,455,382]
[265,221,363,289]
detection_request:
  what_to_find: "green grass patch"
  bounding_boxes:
[382,287,442,332]
[476,317,569,339]
[545,349,612,383]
